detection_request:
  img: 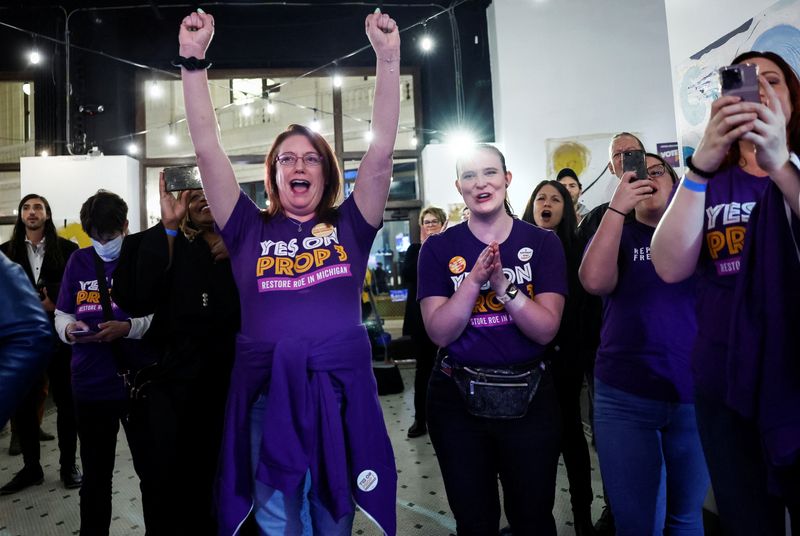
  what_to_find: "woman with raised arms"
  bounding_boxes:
[178,8,400,535]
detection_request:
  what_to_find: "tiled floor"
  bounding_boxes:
[0,365,605,535]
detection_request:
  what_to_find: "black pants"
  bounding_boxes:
[49,344,78,469]
[427,369,561,536]
[14,343,77,472]
[411,334,437,425]
[75,398,154,536]
[551,356,594,514]
[14,376,44,470]
[145,378,228,535]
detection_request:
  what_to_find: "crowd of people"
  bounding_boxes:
[1,9,799,536]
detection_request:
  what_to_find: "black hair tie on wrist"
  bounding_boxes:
[172,56,212,71]
[685,155,716,179]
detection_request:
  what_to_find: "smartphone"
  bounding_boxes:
[164,165,203,192]
[719,63,760,103]
[622,150,647,181]
[70,329,96,338]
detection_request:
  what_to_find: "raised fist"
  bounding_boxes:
[365,10,400,59]
[179,10,215,59]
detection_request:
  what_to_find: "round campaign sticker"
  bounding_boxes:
[518,247,533,262]
[357,469,379,492]
[448,256,467,274]
[311,223,334,237]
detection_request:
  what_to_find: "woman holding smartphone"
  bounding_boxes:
[580,154,708,536]
[178,8,400,535]
[652,51,800,534]
[419,144,567,535]
[112,175,239,536]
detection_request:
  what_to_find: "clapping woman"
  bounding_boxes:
[419,144,567,535]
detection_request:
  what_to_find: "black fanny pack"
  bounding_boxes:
[437,355,544,419]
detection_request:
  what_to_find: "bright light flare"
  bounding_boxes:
[448,130,477,157]
[148,81,162,98]
[420,36,434,52]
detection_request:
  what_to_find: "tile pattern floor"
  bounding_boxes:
[0,365,605,535]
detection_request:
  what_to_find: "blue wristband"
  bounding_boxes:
[165,227,178,237]
[681,176,707,193]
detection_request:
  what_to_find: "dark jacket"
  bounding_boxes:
[0,252,53,427]
[112,222,240,381]
[1,236,79,315]
[401,242,423,338]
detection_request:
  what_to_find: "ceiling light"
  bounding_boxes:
[127,143,139,155]
[148,81,162,99]
[28,50,41,64]
[448,129,476,157]
[420,36,434,52]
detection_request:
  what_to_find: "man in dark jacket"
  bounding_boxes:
[0,194,82,494]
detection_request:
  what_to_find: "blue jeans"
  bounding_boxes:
[694,390,788,536]
[594,379,709,536]
[249,394,354,536]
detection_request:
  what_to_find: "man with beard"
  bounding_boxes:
[0,194,82,493]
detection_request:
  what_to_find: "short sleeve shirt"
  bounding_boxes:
[417,220,567,366]
[218,191,379,342]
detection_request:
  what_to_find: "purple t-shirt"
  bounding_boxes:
[693,166,769,401]
[417,219,567,366]
[219,191,377,341]
[56,247,142,401]
[594,221,697,403]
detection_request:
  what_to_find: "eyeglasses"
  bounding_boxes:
[647,164,666,178]
[422,219,442,226]
[276,153,324,167]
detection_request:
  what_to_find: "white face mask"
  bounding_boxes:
[91,235,124,262]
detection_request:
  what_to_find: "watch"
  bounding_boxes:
[496,283,519,305]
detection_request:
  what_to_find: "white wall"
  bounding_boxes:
[486,0,678,213]
[20,155,142,234]
[664,0,777,68]
[666,0,788,157]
